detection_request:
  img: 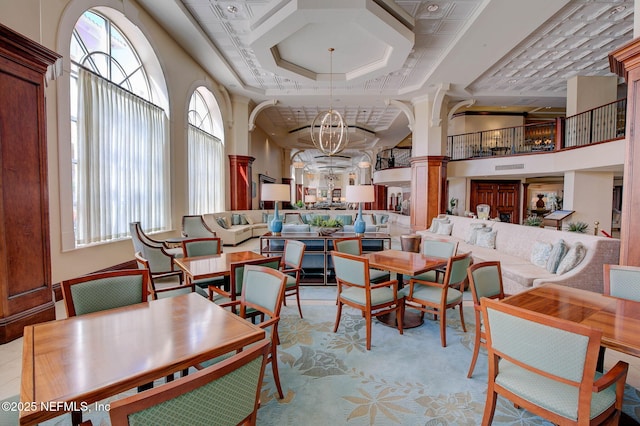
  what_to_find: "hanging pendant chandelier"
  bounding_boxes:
[310,48,348,156]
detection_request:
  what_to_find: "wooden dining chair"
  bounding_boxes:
[130,222,183,282]
[108,339,270,426]
[400,251,471,347]
[409,239,459,282]
[466,261,505,378]
[333,236,390,283]
[135,252,208,300]
[181,214,217,238]
[480,297,629,426]
[280,239,306,318]
[181,237,222,257]
[219,265,288,399]
[603,264,640,301]
[61,269,150,317]
[332,250,403,350]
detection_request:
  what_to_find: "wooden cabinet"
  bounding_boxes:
[469,180,521,223]
[0,24,61,343]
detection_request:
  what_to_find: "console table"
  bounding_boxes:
[260,232,391,285]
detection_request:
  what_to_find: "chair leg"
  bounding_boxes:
[467,326,482,378]
[481,389,498,426]
[295,288,303,319]
[270,345,285,399]
[458,303,466,333]
[397,302,404,335]
[333,302,343,333]
[365,311,372,350]
[439,310,447,347]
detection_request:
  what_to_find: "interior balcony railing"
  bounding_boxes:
[375,146,412,171]
[446,98,627,160]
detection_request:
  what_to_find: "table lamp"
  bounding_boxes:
[346,185,375,236]
[304,194,317,208]
[261,183,290,235]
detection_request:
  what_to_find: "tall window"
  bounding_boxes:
[187,87,224,214]
[70,10,169,245]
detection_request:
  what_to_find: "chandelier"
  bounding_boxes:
[310,48,348,156]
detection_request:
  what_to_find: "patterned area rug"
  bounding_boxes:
[257,304,640,426]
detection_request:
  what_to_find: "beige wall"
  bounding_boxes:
[0,0,273,284]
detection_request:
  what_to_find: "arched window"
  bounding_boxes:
[70,10,169,245]
[187,87,224,214]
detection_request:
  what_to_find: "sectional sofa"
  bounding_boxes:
[203,210,392,246]
[416,215,620,295]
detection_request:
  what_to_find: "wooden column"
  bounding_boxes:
[228,155,254,210]
[0,24,61,342]
[610,39,640,266]
[411,156,448,231]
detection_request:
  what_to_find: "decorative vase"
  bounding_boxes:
[536,194,545,209]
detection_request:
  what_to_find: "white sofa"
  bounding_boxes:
[203,209,394,246]
[416,215,620,295]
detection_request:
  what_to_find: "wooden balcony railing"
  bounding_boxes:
[446,98,627,160]
[375,146,412,171]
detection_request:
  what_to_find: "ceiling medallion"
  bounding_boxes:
[310,48,348,156]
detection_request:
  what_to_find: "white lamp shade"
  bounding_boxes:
[304,194,317,203]
[261,184,291,202]
[345,185,375,203]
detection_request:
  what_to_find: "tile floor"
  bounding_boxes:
[2,225,638,404]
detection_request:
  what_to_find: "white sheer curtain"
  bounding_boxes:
[188,124,224,214]
[76,68,170,245]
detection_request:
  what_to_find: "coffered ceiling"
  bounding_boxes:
[137,0,634,170]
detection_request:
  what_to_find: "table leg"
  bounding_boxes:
[377,272,424,329]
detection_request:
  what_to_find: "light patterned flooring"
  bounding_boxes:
[1,224,638,405]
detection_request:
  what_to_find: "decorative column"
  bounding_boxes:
[610,39,640,265]
[228,155,254,210]
[411,156,448,230]
[373,184,387,210]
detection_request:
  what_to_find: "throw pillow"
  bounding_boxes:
[556,242,587,274]
[231,213,241,225]
[476,230,497,249]
[546,239,568,273]
[530,241,553,268]
[240,214,249,225]
[216,217,229,229]
[436,222,453,236]
[465,223,486,244]
[243,214,253,225]
[428,218,450,234]
[262,212,268,223]
[379,214,389,224]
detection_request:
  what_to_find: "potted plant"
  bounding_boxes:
[566,221,588,233]
[447,198,458,215]
[523,215,543,227]
[309,216,343,235]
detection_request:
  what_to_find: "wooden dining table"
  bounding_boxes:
[173,250,266,287]
[363,249,449,328]
[502,283,640,358]
[19,292,265,426]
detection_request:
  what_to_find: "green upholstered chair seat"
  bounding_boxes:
[496,360,617,421]
[400,284,462,305]
[194,276,226,288]
[340,286,396,306]
[165,247,184,258]
[285,274,297,288]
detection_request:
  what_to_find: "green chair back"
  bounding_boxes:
[332,252,367,287]
[242,266,287,314]
[283,240,305,268]
[422,239,458,258]
[334,238,362,255]
[183,238,222,257]
[468,262,504,301]
[62,270,148,317]
[446,253,472,286]
[232,257,281,297]
[182,215,216,238]
[606,265,640,301]
[109,340,270,426]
